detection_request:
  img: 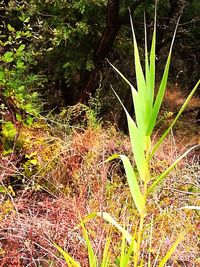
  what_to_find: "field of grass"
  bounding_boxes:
[0,102,199,266]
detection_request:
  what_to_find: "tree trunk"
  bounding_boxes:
[77,0,120,103]
[76,0,146,103]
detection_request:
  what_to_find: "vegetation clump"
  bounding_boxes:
[0,1,200,266]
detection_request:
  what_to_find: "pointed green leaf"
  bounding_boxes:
[7,24,15,32]
[54,243,81,267]
[148,145,199,194]
[149,79,200,159]
[120,233,126,266]
[74,212,97,231]
[100,235,111,267]
[120,233,135,267]
[144,13,150,87]
[119,155,146,216]
[97,212,135,247]
[144,13,153,124]
[146,12,156,125]
[2,51,14,63]
[147,52,171,136]
[158,231,186,267]
[115,86,148,180]
[129,9,147,130]
[129,8,146,96]
[147,18,180,136]
[111,86,149,182]
[149,7,156,96]
[105,154,121,163]
[127,113,150,182]
[80,221,97,267]
[108,60,135,89]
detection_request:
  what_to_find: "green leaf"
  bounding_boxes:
[80,220,97,267]
[0,185,7,193]
[29,159,38,165]
[16,61,25,69]
[129,8,147,120]
[126,112,150,182]
[24,17,30,23]
[144,14,152,123]
[120,233,135,267]
[7,24,15,32]
[105,154,121,162]
[147,17,180,137]
[16,114,22,122]
[119,155,146,217]
[79,211,137,250]
[108,60,135,89]
[2,51,14,63]
[97,212,135,247]
[149,79,200,159]
[17,44,26,52]
[2,121,16,139]
[100,234,111,267]
[149,12,156,103]
[16,31,21,39]
[26,116,34,126]
[0,70,4,81]
[148,145,200,194]
[158,231,186,267]
[54,243,81,267]
[3,149,13,156]
[111,87,149,182]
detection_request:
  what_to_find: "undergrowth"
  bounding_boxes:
[0,104,199,265]
[0,9,200,267]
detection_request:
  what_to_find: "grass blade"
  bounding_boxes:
[97,212,135,247]
[78,211,136,248]
[127,112,150,182]
[100,235,111,267]
[158,231,186,267]
[120,233,135,267]
[120,233,126,266]
[129,8,147,130]
[54,243,81,267]
[149,9,156,99]
[144,13,150,88]
[129,8,146,97]
[108,60,135,90]
[147,17,180,137]
[149,79,200,159]
[147,145,199,194]
[80,221,97,267]
[144,13,153,125]
[111,86,149,182]
[179,206,200,211]
[119,154,146,217]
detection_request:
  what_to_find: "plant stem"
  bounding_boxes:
[134,181,148,267]
[134,214,145,267]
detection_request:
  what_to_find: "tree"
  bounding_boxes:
[77,0,146,103]
[1,0,199,109]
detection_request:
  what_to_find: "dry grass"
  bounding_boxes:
[0,102,200,266]
[163,85,200,112]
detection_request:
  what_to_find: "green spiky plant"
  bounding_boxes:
[55,6,200,267]
[105,7,199,266]
[105,6,199,265]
